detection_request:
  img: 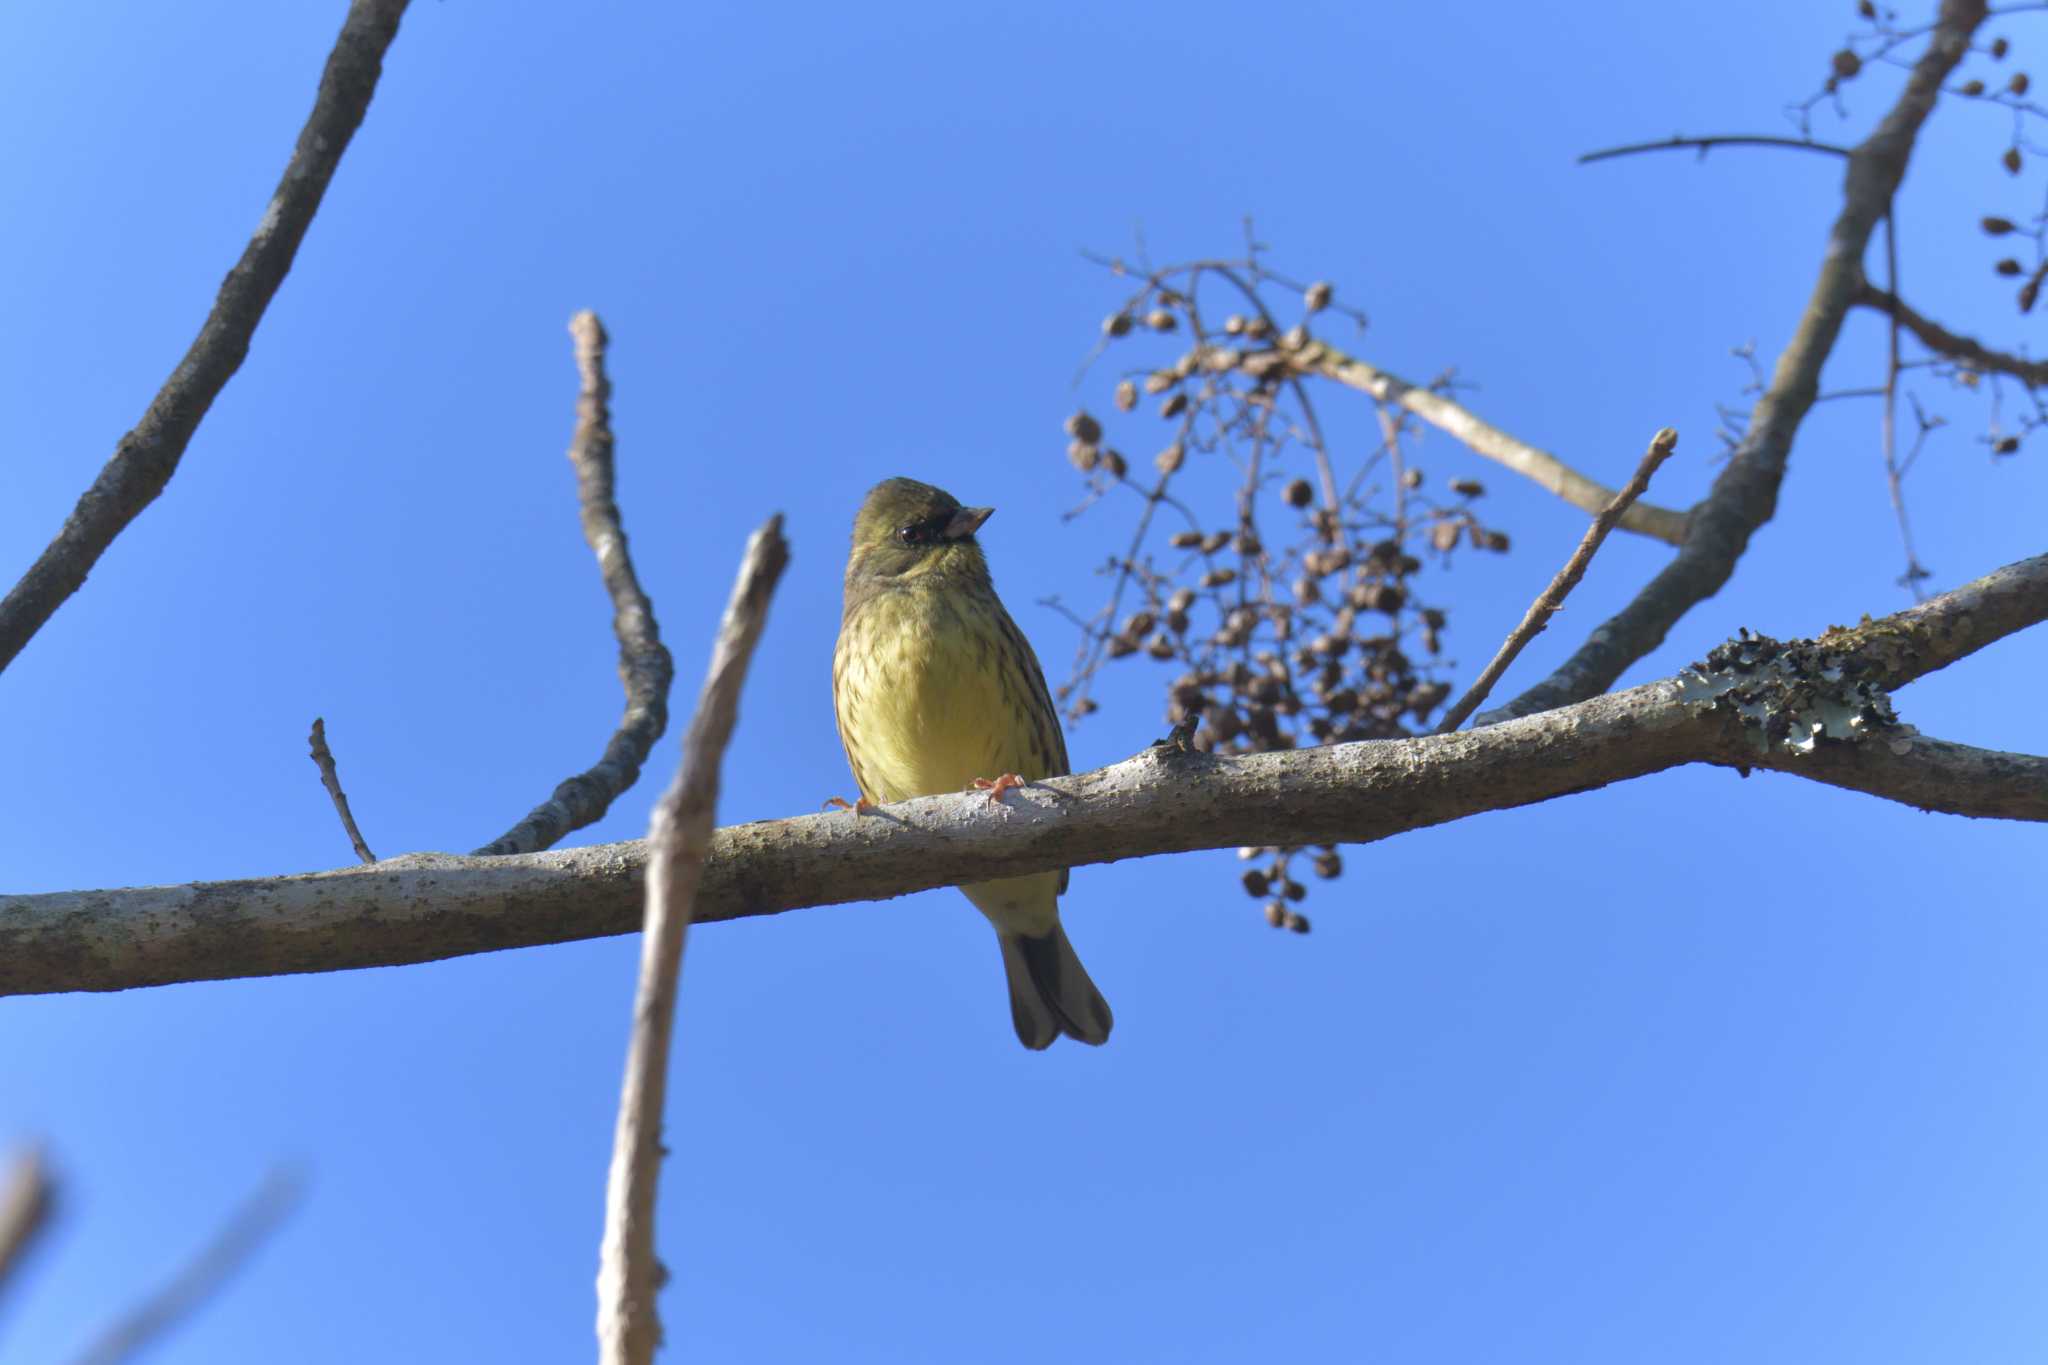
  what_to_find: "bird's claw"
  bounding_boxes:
[823,795,877,814]
[971,773,1027,804]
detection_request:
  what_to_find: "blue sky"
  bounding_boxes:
[4,2,2047,1362]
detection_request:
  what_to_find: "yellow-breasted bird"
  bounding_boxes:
[832,477,1113,1050]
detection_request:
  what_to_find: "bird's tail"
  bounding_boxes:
[998,924,1113,1050]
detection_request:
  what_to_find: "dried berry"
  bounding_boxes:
[1984,216,2018,235]
[1304,281,1334,313]
[1832,49,1861,80]
[1114,379,1137,412]
[1155,442,1186,475]
[1065,411,1103,444]
[1449,477,1484,497]
[1068,441,1100,472]
[2013,72,2031,95]
[1103,313,1132,337]
[1101,448,1128,479]
[1284,478,1315,508]
[1161,392,1190,419]
[1146,309,1178,332]
[1997,258,2024,276]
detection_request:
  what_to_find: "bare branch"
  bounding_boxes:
[1578,133,1853,164]
[0,0,410,677]
[68,1169,301,1365]
[1304,342,1691,545]
[1855,279,2048,385]
[306,719,376,865]
[475,314,676,857]
[0,1147,53,1309]
[4,550,2040,1002]
[1485,0,1989,724]
[596,515,788,1365]
[1438,428,1680,733]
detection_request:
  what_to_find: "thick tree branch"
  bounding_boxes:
[597,515,788,1365]
[0,0,410,677]
[1854,279,2048,386]
[474,313,675,857]
[3,550,2039,1001]
[1482,0,1988,724]
[1304,343,1690,545]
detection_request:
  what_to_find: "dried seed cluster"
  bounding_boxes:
[1056,250,1519,926]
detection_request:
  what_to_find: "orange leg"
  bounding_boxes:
[971,772,1027,803]
[823,795,877,814]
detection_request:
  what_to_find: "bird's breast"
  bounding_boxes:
[834,587,1048,804]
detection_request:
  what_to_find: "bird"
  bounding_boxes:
[832,476,1113,1050]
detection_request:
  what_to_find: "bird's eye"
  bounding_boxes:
[897,516,946,546]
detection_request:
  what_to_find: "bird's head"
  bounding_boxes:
[845,477,995,588]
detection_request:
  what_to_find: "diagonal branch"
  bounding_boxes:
[1304,342,1690,545]
[307,719,377,864]
[597,515,789,1365]
[1854,279,2048,386]
[0,1147,53,1311]
[68,1169,301,1365]
[4,549,2040,1002]
[1436,427,1680,733]
[474,313,675,857]
[1480,0,1989,725]
[0,0,411,677]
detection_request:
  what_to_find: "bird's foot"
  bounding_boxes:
[823,795,877,814]
[971,772,1027,804]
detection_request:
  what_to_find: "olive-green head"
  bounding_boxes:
[845,477,995,591]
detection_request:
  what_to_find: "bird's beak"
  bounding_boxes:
[944,506,994,540]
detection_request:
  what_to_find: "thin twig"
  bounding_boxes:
[0,0,411,677]
[474,313,675,856]
[1436,428,1680,734]
[0,1147,53,1310]
[1878,208,1928,596]
[68,1168,302,1365]
[596,515,789,1365]
[1855,279,2048,386]
[1578,133,1852,165]
[306,719,376,864]
[1303,342,1690,545]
